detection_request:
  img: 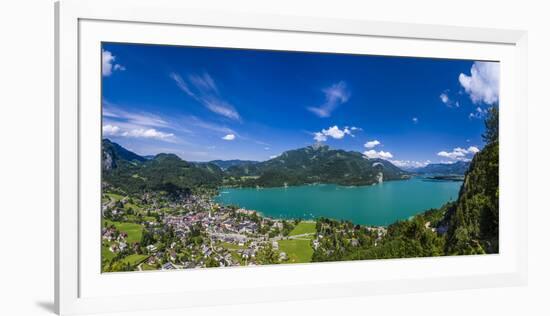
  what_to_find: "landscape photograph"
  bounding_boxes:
[100,42,499,272]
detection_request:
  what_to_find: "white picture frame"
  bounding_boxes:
[55,0,528,314]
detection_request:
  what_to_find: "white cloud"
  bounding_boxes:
[437,146,480,161]
[440,91,459,108]
[469,106,488,120]
[170,72,241,121]
[102,50,115,76]
[440,93,449,104]
[343,126,359,137]
[113,64,126,71]
[363,150,393,159]
[467,146,480,154]
[390,159,431,169]
[364,140,381,149]
[343,127,354,136]
[101,104,176,142]
[102,108,121,118]
[412,117,419,124]
[123,113,168,128]
[307,81,350,117]
[184,115,235,135]
[437,147,467,159]
[104,109,170,129]
[202,99,241,121]
[323,126,347,139]
[170,73,195,97]
[459,61,500,105]
[269,155,279,159]
[119,128,174,141]
[102,50,125,77]
[188,72,218,94]
[102,124,121,136]
[102,105,176,142]
[312,125,355,142]
[222,134,236,141]
[313,132,327,142]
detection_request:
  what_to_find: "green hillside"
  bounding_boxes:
[444,107,499,254]
[102,140,224,196]
[102,140,410,194]
[224,144,409,187]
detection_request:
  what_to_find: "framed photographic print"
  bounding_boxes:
[55,0,528,314]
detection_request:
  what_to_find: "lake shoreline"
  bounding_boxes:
[219,177,420,191]
[215,178,462,227]
[219,175,463,191]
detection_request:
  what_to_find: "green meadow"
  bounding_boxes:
[104,220,144,244]
[288,221,316,236]
[278,239,314,263]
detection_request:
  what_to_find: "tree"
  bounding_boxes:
[256,244,280,264]
[205,257,220,268]
[482,107,499,144]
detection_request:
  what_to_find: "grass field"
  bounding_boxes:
[288,221,316,236]
[105,192,145,214]
[119,254,149,266]
[278,239,313,263]
[230,252,245,265]
[104,220,144,243]
[143,216,157,222]
[141,263,158,271]
[101,245,116,261]
[220,242,245,251]
[105,192,124,201]
[123,201,144,213]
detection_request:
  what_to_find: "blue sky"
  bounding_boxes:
[101,42,499,168]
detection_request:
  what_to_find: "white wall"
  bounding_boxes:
[0,0,547,315]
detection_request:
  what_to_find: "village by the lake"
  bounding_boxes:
[102,186,391,271]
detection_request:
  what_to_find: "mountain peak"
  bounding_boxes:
[309,143,330,151]
[153,153,182,162]
[102,138,146,171]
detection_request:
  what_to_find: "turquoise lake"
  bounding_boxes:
[214,178,462,226]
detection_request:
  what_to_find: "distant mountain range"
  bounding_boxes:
[412,161,470,175]
[207,159,259,170]
[102,139,410,193]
